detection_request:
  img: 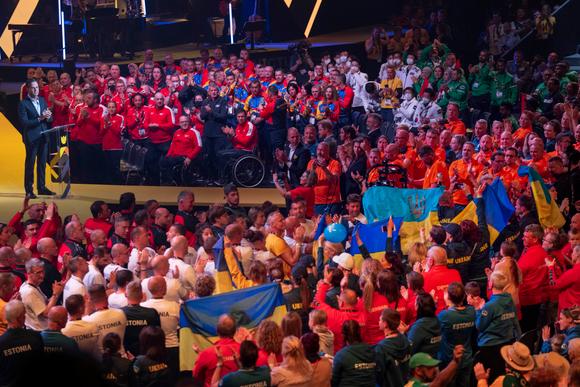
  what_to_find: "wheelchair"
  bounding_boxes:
[222,151,266,188]
[120,139,148,185]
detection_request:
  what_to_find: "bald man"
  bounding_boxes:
[58,221,87,270]
[151,207,173,250]
[141,275,180,380]
[40,306,79,354]
[104,243,130,282]
[193,314,241,386]
[168,235,196,292]
[0,300,44,386]
[141,255,186,302]
[422,246,462,314]
[87,229,106,256]
[314,265,365,352]
[37,237,61,298]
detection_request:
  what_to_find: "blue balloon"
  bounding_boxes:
[324,223,347,243]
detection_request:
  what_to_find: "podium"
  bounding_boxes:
[41,124,74,199]
[243,19,266,50]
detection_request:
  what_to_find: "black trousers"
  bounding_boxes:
[76,142,103,183]
[203,136,228,180]
[159,156,185,185]
[103,150,122,184]
[145,141,171,185]
[24,136,48,194]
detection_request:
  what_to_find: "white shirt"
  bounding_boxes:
[83,308,127,355]
[62,319,99,357]
[63,275,87,304]
[83,264,105,288]
[30,96,41,115]
[141,277,186,303]
[141,298,180,348]
[167,257,196,292]
[108,292,128,309]
[19,282,47,331]
[128,247,156,275]
[397,64,421,89]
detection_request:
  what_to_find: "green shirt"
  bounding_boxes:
[438,80,468,111]
[469,63,492,96]
[490,72,517,106]
[332,342,376,387]
[220,366,271,387]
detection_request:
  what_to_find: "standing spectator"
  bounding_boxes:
[307,143,342,215]
[63,256,89,304]
[217,340,272,387]
[75,90,105,183]
[122,281,160,356]
[407,346,465,387]
[534,5,556,56]
[40,306,79,355]
[270,335,313,386]
[375,309,411,386]
[201,84,228,183]
[408,292,441,358]
[302,332,332,386]
[422,246,462,314]
[132,326,171,386]
[0,301,44,386]
[468,50,492,112]
[552,245,580,314]
[473,342,534,386]
[20,258,63,330]
[518,224,549,333]
[331,320,376,387]
[437,282,476,387]
[474,272,521,382]
[100,333,132,386]
[62,294,99,356]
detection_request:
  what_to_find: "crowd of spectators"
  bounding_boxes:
[5,1,580,386]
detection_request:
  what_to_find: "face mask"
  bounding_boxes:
[406,58,415,65]
[422,97,430,104]
[404,93,413,100]
[387,59,395,66]
[393,59,401,66]
[340,55,348,63]
[351,66,359,73]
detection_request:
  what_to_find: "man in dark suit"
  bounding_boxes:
[273,127,311,188]
[17,79,55,199]
[200,83,228,183]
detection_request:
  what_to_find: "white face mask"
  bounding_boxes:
[393,58,401,66]
[340,55,348,63]
[407,58,415,65]
[422,97,430,104]
[404,93,413,100]
[387,59,395,66]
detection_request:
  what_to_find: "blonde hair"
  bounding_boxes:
[280,336,313,376]
[408,242,427,266]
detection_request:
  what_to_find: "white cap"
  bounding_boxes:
[332,252,354,271]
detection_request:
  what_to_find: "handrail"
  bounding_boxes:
[500,0,570,59]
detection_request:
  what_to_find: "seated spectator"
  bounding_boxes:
[159,115,203,185]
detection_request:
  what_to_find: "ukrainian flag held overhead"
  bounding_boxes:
[363,186,444,254]
[179,283,287,371]
[518,166,565,229]
[350,217,403,270]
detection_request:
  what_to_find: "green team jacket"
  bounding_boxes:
[468,64,492,96]
[490,72,517,106]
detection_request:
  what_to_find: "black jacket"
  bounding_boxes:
[200,96,228,138]
[18,96,51,143]
[285,143,311,187]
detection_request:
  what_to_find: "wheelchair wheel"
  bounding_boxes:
[232,154,265,188]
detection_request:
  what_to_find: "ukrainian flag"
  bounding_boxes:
[350,218,403,269]
[179,283,287,371]
[451,178,515,244]
[363,186,444,254]
[518,166,565,229]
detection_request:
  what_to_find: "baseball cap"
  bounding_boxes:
[409,353,441,369]
[332,252,354,271]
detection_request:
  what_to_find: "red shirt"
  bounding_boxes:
[76,104,106,144]
[314,282,365,352]
[84,218,113,241]
[231,122,257,151]
[144,105,175,143]
[423,265,462,314]
[553,263,580,314]
[192,338,240,387]
[125,106,149,140]
[518,244,548,306]
[49,92,71,127]
[337,85,354,110]
[100,114,124,150]
[167,128,202,160]
[307,159,342,205]
[111,93,130,115]
[289,186,315,218]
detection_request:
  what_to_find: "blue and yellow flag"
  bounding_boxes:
[349,217,403,269]
[451,179,515,244]
[518,166,565,229]
[179,283,287,371]
[212,237,235,294]
[363,186,444,254]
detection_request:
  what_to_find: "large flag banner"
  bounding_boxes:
[363,186,444,253]
[518,166,565,229]
[451,179,515,244]
[350,217,403,269]
[179,283,287,371]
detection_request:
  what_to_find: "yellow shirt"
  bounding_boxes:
[265,233,292,277]
[380,77,403,109]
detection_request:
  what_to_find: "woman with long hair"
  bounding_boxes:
[270,336,313,386]
[331,320,376,386]
[132,326,171,386]
[255,320,284,367]
[281,312,303,339]
[101,333,132,386]
[407,292,441,358]
[301,333,332,386]
[316,86,340,124]
[488,241,522,319]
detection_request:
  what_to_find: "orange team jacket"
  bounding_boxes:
[524,157,550,181]
[307,159,342,204]
[448,158,483,205]
[512,126,531,147]
[444,118,466,135]
[166,128,202,160]
[423,160,450,189]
